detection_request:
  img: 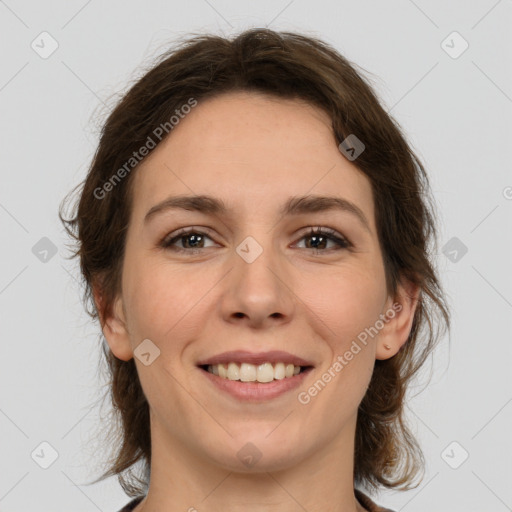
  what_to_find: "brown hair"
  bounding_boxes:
[59,27,451,498]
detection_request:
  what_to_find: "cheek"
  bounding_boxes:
[304,263,387,343]
[122,256,197,340]
[315,272,383,402]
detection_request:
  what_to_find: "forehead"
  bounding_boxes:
[130,91,374,225]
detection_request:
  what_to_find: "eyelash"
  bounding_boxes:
[159,227,352,255]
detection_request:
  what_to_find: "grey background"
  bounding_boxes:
[1,1,511,511]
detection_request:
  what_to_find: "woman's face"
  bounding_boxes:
[103,91,412,473]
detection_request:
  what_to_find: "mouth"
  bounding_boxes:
[198,362,314,383]
[197,361,314,402]
[195,350,315,401]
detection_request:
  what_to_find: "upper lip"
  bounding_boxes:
[196,350,315,367]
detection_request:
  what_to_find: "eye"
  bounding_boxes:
[159,228,217,253]
[159,226,352,254]
[293,227,351,253]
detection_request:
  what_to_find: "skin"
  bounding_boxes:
[97,91,419,512]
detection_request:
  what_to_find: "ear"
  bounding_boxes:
[375,276,421,360]
[92,283,133,361]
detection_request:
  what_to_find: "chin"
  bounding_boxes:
[204,435,308,473]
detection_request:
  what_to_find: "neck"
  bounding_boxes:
[133,412,366,512]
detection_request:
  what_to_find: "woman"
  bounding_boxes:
[60,28,450,512]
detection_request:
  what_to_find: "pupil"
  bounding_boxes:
[309,235,325,249]
[184,234,327,250]
[186,234,202,248]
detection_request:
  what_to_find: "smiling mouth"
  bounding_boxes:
[198,362,314,383]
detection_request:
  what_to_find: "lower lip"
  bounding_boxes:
[199,366,313,402]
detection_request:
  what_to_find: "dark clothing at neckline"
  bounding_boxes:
[117,489,396,511]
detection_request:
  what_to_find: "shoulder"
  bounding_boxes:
[355,489,396,512]
[116,495,145,512]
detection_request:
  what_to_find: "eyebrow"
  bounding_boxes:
[144,194,371,233]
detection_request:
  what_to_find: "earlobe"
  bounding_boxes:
[93,285,133,362]
[375,278,421,360]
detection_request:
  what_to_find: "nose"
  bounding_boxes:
[219,237,296,328]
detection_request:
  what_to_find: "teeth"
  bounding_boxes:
[240,362,258,382]
[227,362,240,380]
[206,362,305,382]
